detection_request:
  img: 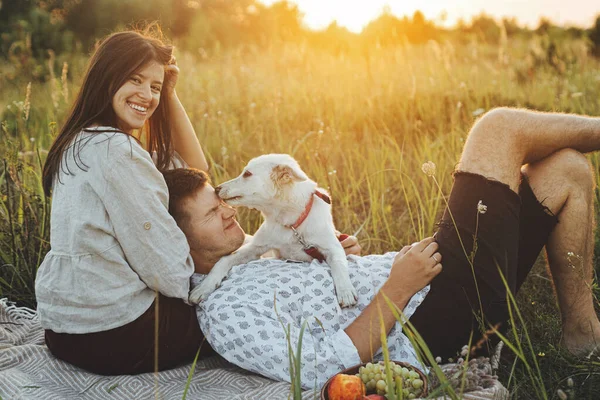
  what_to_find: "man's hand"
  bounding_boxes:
[336,231,362,256]
[384,237,442,300]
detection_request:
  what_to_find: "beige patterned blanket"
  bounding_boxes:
[0,298,509,399]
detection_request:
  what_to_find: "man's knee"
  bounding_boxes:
[459,108,523,190]
[524,149,595,201]
[551,149,595,192]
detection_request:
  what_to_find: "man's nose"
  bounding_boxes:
[223,204,236,218]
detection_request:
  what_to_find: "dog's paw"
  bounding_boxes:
[188,277,222,304]
[336,284,358,308]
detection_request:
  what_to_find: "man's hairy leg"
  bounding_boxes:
[523,150,600,356]
[458,107,600,192]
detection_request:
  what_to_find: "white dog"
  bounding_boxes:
[188,154,358,307]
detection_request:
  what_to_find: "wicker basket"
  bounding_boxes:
[320,360,428,400]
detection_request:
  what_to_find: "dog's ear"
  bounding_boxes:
[271,164,307,186]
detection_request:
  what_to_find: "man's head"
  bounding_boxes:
[162,168,246,274]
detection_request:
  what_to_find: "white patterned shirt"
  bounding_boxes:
[193,252,429,389]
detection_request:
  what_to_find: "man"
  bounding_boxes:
[163,108,600,388]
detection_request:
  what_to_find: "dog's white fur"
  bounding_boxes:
[188,154,358,307]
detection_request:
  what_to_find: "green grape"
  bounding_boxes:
[401,367,409,378]
[366,362,374,370]
[361,373,370,383]
[403,388,410,396]
[367,379,376,391]
[368,373,375,381]
[408,370,419,380]
[408,393,416,399]
[412,378,423,389]
[376,380,387,391]
[374,373,381,381]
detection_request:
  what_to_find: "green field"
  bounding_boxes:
[2,33,600,398]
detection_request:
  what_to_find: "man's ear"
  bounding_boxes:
[271,164,308,187]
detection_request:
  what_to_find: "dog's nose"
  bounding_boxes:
[215,186,222,195]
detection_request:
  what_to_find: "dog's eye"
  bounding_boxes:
[243,170,252,178]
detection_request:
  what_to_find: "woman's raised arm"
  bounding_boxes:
[164,62,209,171]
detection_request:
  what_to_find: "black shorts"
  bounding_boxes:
[408,171,558,360]
[45,294,213,375]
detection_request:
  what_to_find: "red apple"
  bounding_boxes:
[327,374,366,400]
[363,395,386,400]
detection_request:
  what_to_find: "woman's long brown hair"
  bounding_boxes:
[42,27,175,197]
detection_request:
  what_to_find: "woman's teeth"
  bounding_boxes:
[127,102,147,113]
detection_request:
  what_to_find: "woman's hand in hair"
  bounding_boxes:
[164,59,179,97]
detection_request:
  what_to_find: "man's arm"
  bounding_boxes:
[345,237,442,362]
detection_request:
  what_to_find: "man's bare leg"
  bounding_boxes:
[458,108,600,356]
[522,150,600,356]
[459,107,600,192]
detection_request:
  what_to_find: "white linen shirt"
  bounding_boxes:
[193,252,430,390]
[35,127,194,334]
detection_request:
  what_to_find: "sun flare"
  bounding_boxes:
[259,0,598,32]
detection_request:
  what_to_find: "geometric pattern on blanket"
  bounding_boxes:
[0,298,509,400]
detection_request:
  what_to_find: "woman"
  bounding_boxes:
[35,27,211,375]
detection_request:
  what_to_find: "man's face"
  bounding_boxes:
[181,184,246,274]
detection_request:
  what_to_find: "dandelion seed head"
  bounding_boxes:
[477,200,487,214]
[435,356,442,363]
[421,161,436,177]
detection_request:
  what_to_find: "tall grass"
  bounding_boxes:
[2,34,600,397]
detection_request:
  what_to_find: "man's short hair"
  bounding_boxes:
[162,168,211,228]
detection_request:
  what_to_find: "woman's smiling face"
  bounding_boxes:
[112,61,164,134]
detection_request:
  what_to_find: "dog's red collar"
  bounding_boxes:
[287,191,331,230]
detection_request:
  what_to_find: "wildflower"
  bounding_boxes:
[250,102,256,108]
[421,161,436,177]
[203,113,208,118]
[477,200,487,214]
[571,92,583,98]
[456,101,462,109]
[23,82,32,121]
[318,129,324,135]
[537,352,545,357]
[30,137,35,142]
[557,389,567,400]
[435,356,442,363]
[567,378,574,387]
[472,108,485,117]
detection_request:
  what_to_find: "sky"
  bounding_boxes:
[259,0,600,32]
